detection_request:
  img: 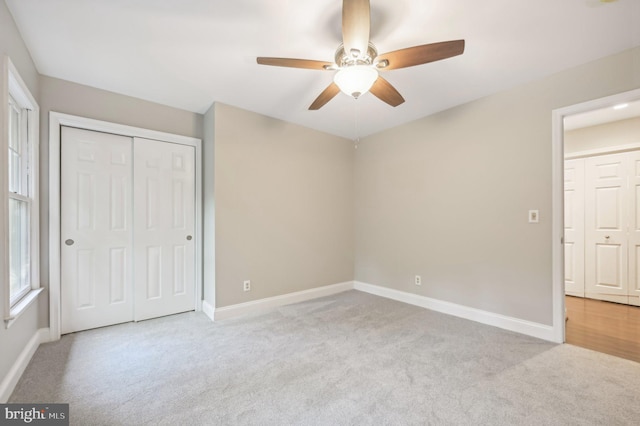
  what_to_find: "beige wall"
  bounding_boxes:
[0,1,41,394]
[214,103,354,307]
[355,46,640,326]
[39,76,203,140]
[565,117,640,154]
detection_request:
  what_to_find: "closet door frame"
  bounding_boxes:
[49,112,202,341]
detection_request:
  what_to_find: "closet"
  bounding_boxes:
[61,126,196,334]
[564,150,640,306]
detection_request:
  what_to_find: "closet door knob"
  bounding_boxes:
[65,239,74,246]
[605,235,610,240]
[186,235,192,241]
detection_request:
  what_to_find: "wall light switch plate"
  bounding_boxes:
[528,210,539,223]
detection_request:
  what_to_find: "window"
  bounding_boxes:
[4,56,40,324]
[8,95,31,305]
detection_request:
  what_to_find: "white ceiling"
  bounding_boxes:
[5,0,640,139]
[564,99,640,131]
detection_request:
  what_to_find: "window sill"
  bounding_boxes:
[4,288,44,329]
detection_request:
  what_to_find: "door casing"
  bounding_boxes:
[49,112,203,341]
[552,87,640,343]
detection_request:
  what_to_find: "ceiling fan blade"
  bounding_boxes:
[309,83,341,110]
[369,77,405,107]
[257,57,334,70]
[342,0,370,57]
[377,40,465,70]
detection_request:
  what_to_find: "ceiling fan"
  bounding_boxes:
[256,0,465,110]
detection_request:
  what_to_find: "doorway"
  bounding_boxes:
[49,112,203,340]
[554,88,640,360]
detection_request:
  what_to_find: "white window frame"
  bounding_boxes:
[2,56,41,328]
[8,94,31,305]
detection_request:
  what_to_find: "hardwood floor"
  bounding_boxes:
[565,296,640,363]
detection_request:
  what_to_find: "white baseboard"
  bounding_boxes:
[211,280,558,342]
[0,328,50,403]
[214,281,354,321]
[202,300,215,321]
[354,281,558,342]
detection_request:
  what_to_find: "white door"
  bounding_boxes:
[584,153,629,304]
[61,127,134,334]
[627,151,640,306]
[133,138,196,321]
[61,129,197,334]
[564,159,585,297]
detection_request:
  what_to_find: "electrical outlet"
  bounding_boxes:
[415,275,421,286]
[243,280,251,292]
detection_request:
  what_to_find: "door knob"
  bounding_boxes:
[186,235,192,241]
[65,239,74,246]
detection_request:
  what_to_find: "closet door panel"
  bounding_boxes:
[564,159,585,297]
[133,137,196,321]
[584,153,629,304]
[627,151,640,306]
[61,127,134,334]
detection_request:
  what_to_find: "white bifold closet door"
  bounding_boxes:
[61,127,195,334]
[582,150,640,305]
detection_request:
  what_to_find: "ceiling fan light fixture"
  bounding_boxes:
[334,65,378,99]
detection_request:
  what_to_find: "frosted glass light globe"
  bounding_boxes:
[333,66,378,99]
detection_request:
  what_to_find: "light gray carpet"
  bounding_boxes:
[10,290,640,425]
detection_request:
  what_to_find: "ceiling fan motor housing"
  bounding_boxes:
[335,42,378,68]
